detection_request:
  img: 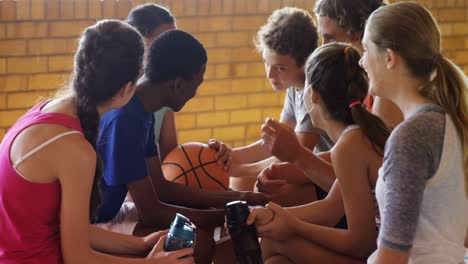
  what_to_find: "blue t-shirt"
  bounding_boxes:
[96,95,158,222]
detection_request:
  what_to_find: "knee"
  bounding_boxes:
[194,228,215,264]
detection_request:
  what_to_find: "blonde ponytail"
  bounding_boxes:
[432,58,468,196]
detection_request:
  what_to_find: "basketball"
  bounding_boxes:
[162,142,229,191]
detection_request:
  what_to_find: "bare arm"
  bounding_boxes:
[293,149,335,192]
[258,139,377,259]
[262,119,336,192]
[287,180,344,227]
[231,122,319,179]
[232,139,271,164]
[89,226,152,256]
[231,156,279,178]
[372,97,403,129]
[57,138,171,264]
[144,157,269,208]
[157,110,178,161]
[127,175,225,229]
[230,120,300,165]
[283,144,377,259]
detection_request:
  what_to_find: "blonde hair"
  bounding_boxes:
[367,2,468,195]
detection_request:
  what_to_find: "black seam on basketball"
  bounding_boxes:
[198,146,228,190]
[161,162,189,185]
[180,145,203,188]
[164,161,218,182]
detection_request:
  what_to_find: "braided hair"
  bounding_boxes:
[72,20,145,222]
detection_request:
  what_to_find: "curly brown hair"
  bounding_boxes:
[255,7,318,67]
[314,0,386,40]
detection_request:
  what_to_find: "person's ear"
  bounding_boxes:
[385,48,397,70]
[172,77,185,96]
[311,87,320,104]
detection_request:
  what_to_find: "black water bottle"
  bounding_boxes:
[225,200,264,264]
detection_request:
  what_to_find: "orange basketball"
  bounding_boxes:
[162,142,229,191]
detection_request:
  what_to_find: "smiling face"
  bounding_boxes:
[359,30,389,97]
[262,48,305,92]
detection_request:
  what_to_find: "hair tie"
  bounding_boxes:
[433,53,443,66]
[349,100,361,109]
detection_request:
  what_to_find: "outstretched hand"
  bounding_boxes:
[261,118,306,163]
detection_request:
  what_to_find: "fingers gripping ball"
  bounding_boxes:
[162,142,229,191]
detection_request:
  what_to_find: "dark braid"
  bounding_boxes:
[72,20,145,222]
[306,43,389,154]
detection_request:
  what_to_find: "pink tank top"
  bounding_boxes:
[0,101,83,264]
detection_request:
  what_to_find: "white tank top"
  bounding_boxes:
[369,115,467,263]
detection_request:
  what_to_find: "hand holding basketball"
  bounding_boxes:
[162,142,230,191]
[208,139,232,172]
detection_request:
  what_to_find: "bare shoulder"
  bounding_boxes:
[331,129,368,162]
[56,133,96,162]
[53,134,96,185]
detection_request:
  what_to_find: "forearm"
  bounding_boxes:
[287,198,342,227]
[62,230,150,264]
[138,200,225,229]
[90,226,146,256]
[293,150,335,192]
[231,156,279,178]
[88,250,150,264]
[293,220,374,258]
[158,180,246,209]
[232,139,271,164]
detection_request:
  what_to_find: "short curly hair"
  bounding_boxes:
[255,7,318,67]
[314,0,386,40]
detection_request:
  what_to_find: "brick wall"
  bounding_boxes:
[0,0,467,146]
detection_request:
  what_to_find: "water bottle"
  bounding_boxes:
[225,200,264,264]
[164,213,196,257]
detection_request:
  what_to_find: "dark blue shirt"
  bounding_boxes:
[96,95,157,222]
